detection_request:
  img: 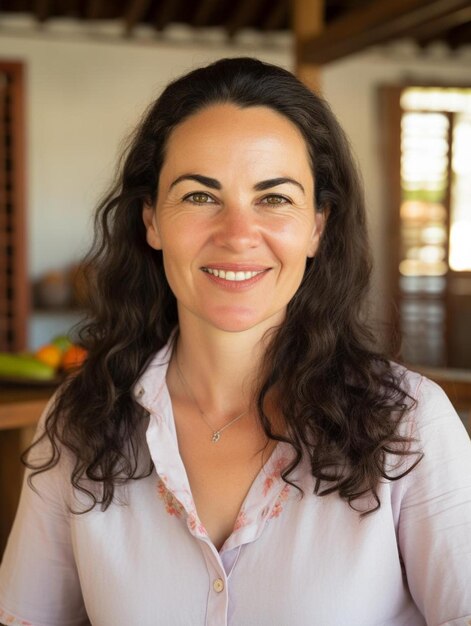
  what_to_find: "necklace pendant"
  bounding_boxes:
[212,431,221,443]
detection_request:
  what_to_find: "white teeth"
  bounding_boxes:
[205,268,263,281]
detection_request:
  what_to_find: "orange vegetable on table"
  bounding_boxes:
[61,345,88,371]
[35,344,62,369]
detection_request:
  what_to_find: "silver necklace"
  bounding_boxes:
[175,357,248,443]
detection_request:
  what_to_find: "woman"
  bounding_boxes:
[0,57,470,626]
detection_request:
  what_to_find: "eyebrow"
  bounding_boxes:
[169,174,305,195]
[169,174,221,190]
[254,177,305,194]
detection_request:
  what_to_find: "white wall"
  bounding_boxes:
[0,26,470,346]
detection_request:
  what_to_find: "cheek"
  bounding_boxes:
[270,221,316,259]
[159,232,200,289]
[161,246,188,281]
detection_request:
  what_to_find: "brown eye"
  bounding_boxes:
[184,192,214,204]
[262,195,290,205]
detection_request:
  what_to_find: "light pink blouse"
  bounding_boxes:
[1,342,470,626]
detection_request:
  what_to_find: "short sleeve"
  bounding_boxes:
[398,376,471,626]
[0,395,90,626]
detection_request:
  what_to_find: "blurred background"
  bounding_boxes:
[0,0,470,551]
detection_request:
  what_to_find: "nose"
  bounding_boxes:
[211,205,262,252]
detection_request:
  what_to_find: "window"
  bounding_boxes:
[380,86,471,368]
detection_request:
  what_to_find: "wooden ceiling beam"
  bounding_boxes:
[124,0,153,34]
[299,0,471,64]
[293,0,324,41]
[293,0,324,93]
[154,0,182,31]
[193,0,220,27]
[261,0,288,31]
[411,6,471,46]
[86,0,110,20]
[445,19,471,48]
[34,0,51,22]
[59,0,80,17]
[226,0,262,37]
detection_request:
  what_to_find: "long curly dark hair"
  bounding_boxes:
[24,57,421,514]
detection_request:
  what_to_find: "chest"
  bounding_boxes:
[174,411,275,550]
[71,477,419,626]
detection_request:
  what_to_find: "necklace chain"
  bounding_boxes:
[175,357,248,443]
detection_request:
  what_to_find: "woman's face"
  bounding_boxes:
[143,103,324,334]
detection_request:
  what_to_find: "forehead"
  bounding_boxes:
[161,103,312,176]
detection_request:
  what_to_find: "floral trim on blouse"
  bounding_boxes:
[0,608,32,626]
[187,512,208,536]
[232,457,292,532]
[233,509,249,531]
[156,452,292,544]
[157,476,185,518]
[263,457,290,497]
[157,476,208,537]
[269,483,291,519]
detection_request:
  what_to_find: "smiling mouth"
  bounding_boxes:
[201,268,267,282]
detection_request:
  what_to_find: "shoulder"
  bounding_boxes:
[381,365,471,491]
[392,366,471,495]
[391,364,466,436]
[401,367,467,436]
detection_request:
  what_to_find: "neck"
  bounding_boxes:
[169,316,277,418]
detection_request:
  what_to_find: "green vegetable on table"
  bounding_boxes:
[51,335,73,353]
[0,352,56,381]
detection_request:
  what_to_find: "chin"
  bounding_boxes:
[203,307,286,335]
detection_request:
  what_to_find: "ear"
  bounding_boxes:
[307,208,328,258]
[142,201,162,251]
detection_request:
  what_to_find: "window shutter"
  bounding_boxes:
[0,62,28,352]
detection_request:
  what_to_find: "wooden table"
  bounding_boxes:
[0,383,56,554]
[0,385,53,430]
